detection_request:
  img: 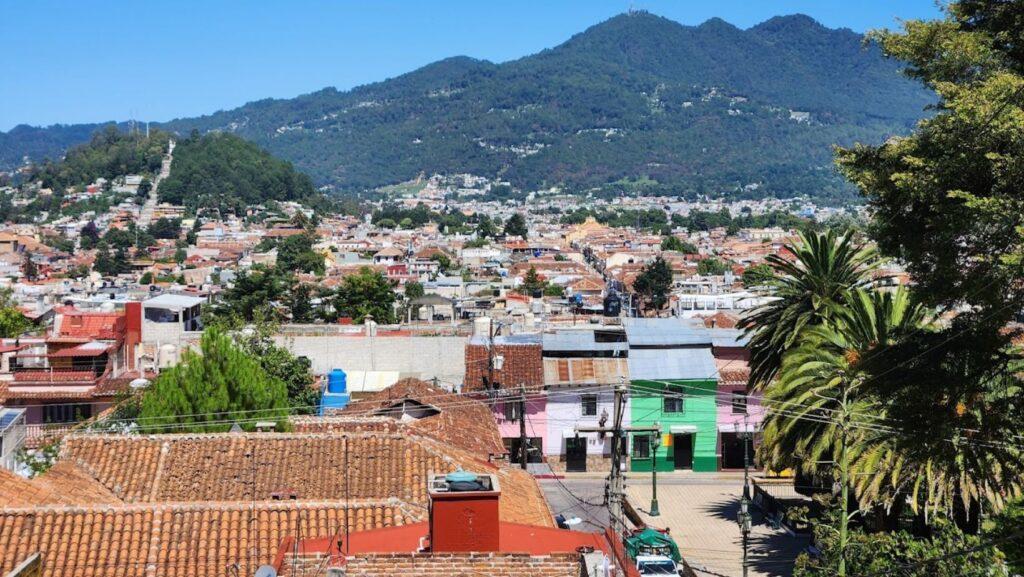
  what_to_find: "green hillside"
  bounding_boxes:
[0,12,934,202]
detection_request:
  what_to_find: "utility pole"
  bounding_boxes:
[837,378,852,577]
[576,378,660,538]
[519,384,528,470]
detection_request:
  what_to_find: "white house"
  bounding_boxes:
[541,328,630,473]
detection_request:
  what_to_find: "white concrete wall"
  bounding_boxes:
[544,388,628,457]
[273,334,467,385]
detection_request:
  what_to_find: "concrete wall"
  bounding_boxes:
[544,388,625,458]
[273,334,467,385]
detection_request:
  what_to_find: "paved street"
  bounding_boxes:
[541,473,807,577]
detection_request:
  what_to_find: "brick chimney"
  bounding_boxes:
[428,472,501,553]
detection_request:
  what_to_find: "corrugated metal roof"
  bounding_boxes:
[542,330,628,353]
[622,318,712,346]
[628,347,717,381]
[544,358,629,386]
[708,328,750,347]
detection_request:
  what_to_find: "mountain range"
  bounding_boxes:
[0,12,933,202]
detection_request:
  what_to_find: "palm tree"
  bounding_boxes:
[739,230,876,389]
[759,287,927,478]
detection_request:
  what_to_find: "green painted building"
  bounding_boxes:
[622,318,720,473]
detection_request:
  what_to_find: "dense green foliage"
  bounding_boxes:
[825,0,1024,524]
[633,256,673,314]
[738,230,876,387]
[661,235,696,253]
[795,504,1007,576]
[3,13,933,201]
[271,233,325,275]
[741,263,773,288]
[158,132,318,214]
[31,125,168,190]
[138,328,290,432]
[503,213,528,238]
[332,267,397,324]
[696,257,729,276]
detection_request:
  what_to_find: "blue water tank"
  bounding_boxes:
[327,368,347,393]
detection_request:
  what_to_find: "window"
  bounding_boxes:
[503,401,520,422]
[633,435,650,459]
[581,394,598,417]
[664,386,685,413]
[43,403,92,424]
[732,390,748,414]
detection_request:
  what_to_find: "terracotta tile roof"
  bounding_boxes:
[332,378,506,456]
[342,552,580,577]
[56,312,125,340]
[58,432,553,528]
[0,462,123,508]
[0,501,416,577]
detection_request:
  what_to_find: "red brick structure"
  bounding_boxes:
[463,336,543,392]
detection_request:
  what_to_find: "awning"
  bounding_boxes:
[718,423,759,433]
[669,425,698,434]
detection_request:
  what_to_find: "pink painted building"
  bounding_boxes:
[711,329,766,470]
[492,393,547,465]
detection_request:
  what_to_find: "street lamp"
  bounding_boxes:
[737,486,752,577]
[649,427,661,517]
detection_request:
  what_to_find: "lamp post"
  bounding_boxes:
[737,494,752,577]
[649,427,661,516]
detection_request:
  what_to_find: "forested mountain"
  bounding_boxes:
[0,12,934,201]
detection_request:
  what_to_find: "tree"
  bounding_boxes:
[504,213,528,238]
[149,217,181,240]
[276,233,325,275]
[286,282,315,323]
[832,1,1024,528]
[404,281,425,300]
[835,1,1024,328]
[0,288,30,338]
[760,288,927,478]
[475,215,496,238]
[661,235,696,253]
[174,247,187,264]
[794,502,1007,577]
[430,253,452,273]
[22,252,38,281]
[232,317,319,413]
[207,265,291,323]
[633,257,673,315]
[333,266,397,324]
[696,257,729,276]
[94,242,131,277]
[741,263,773,288]
[738,230,876,389]
[80,220,100,250]
[518,266,546,296]
[138,327,290,432]
[139,271,153,285]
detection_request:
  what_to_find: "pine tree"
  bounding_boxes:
[138,328,290,432]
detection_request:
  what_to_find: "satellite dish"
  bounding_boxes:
[254,566,277,577]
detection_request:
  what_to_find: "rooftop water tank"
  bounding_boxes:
[327,368,347,394]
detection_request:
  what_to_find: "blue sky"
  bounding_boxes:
[1,0,943,130]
